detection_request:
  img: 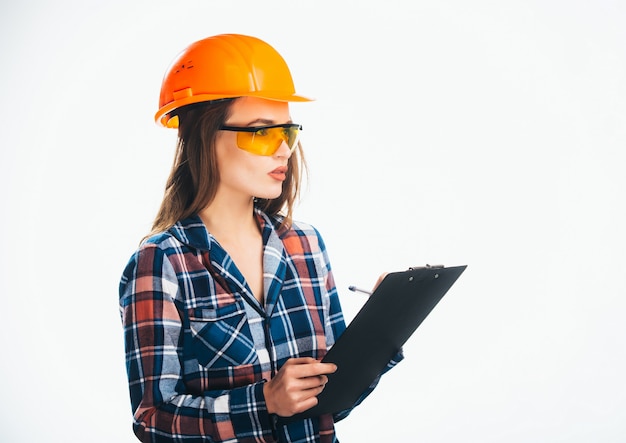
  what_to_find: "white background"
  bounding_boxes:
[1,1,625,442]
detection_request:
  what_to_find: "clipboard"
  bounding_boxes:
[280,264,467,423]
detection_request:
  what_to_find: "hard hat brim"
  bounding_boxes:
[155,92,314,128]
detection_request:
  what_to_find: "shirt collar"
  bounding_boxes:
[168,214,212,250]
[167,209,285,251]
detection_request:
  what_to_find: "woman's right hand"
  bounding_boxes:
[263,357,337,417]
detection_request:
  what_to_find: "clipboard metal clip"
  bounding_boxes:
[409,264,444,270]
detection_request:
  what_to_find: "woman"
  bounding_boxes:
[119,33,402,443]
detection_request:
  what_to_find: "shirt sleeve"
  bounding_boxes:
[315,228,346,351]
[119,244,277,443]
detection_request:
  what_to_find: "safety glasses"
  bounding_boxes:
[219,123,302,156]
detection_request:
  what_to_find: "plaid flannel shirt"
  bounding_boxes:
[119,209,401,442]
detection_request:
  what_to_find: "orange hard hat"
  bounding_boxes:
[155,33,313,128]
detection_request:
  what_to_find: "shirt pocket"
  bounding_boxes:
[188,303,258,369]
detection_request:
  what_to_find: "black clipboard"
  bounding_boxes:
[280,264,467,423]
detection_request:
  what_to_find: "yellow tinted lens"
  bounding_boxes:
[236,126,300,156]
[284,126,300,150]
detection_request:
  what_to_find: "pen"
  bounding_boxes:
[348,285,372,296]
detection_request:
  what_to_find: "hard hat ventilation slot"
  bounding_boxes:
[175,60,195,74]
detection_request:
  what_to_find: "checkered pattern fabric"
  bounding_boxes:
[119,209,401,442]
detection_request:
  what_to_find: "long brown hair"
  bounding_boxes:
[146,99,307,240]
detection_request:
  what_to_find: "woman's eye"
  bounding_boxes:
[254,128,269,136]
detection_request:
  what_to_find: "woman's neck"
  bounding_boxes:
[199,194,258,240]
[199,193,265,303]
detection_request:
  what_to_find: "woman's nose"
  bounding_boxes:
[273,139,293,159]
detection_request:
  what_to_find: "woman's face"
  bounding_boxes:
[215,96,294,201]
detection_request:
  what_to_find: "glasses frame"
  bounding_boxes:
[219,123,303,155]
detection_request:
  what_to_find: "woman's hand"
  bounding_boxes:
[263,357,337,417]
[373,272,389,292]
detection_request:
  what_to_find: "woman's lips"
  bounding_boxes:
[268,166,287,181]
